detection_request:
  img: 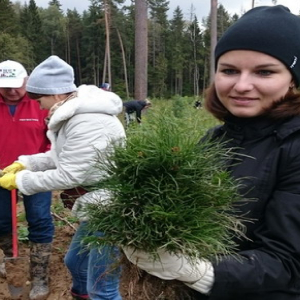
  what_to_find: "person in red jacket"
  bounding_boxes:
[0,60,53,300]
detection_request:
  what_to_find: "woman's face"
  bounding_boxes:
[36,95,62,110]
[215,50,293,118]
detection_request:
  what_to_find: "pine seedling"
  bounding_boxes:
[83,108,246,261]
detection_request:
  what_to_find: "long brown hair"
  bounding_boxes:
[204,84,229,121]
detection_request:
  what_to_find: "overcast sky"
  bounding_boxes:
[16,0,300,21]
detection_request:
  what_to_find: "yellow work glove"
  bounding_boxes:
[3,162,25,174]
[0,173,17,190]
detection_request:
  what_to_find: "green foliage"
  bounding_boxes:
[9,0,238,98]
[0,33,34,64]
[39,4,67,57]
[51,198,64,214]
[17,224,29,241]
[17,210,26,222]
[0,0,19,36]
[171,96,188,118]
[83,106,245,260]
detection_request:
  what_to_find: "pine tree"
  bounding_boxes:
[66,9,83,84]
[185,15,204,96]
[81,2,106,85]
[39,4,67,58]
[0,33,34,64]
[169,6,185,95]
[48,0,62,11]
[148,0,170,97]
[19,0,45,66]
[202,4,237,89]
[0,0,19,35]
[134,0,148,100]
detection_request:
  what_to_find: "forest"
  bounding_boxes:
[1,0,240,99]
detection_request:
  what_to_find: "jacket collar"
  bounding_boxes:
[219,115,300,143]
[218,93,300,141]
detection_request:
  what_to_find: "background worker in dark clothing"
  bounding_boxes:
[123,99,151,127]
[194,100,202,109]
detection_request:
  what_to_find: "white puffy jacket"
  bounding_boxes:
[15,85,126,217]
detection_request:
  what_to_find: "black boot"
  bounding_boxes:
[29,242,52,300]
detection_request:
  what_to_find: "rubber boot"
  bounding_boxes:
[0,233,12,278]
[0,249,6,278]
[29,242,51,300]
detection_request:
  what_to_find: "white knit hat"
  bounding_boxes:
[26,55,77,95]
[0,60,28,88]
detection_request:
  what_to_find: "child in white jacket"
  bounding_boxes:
[0,55,126,300]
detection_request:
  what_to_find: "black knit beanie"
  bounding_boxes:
[215,5,300,86]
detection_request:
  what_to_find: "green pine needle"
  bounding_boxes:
[83,107,246,261]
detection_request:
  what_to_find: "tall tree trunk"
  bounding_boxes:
[203,58,207,96]
[103,46,108,85]
[93,54,97,85]
[66,29,70,63]
[51,38,54,55]
[116,28,129,98]
[103,0,111,87]
[76,38,82,84]
[209,0,217,84]
[135,0,148,100]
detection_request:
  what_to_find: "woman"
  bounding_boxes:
[0,55,125,300]
[123,5,300,300]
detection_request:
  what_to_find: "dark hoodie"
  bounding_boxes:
[123,100,148,123]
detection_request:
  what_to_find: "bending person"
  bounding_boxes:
[123,99,151,127]
[0,55,126,300]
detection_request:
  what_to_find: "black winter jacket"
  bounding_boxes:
[195,115,300,300]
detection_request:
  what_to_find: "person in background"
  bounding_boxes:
[123,99,151,127]
[194,99,202,109]
[123,5,300,300]
[0,56,126,300]
[0,60,53,300]
[100,83,111,91]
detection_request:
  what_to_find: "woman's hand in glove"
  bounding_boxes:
[123,247,215,294]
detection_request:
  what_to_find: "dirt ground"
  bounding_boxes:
[0,192,78,300]
[0,222,74,300]
[0,194,195,300]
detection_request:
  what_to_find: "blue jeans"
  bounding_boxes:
[64,222,122,300]
[0,187,54,243]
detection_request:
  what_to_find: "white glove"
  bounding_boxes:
[123,247,215,294]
